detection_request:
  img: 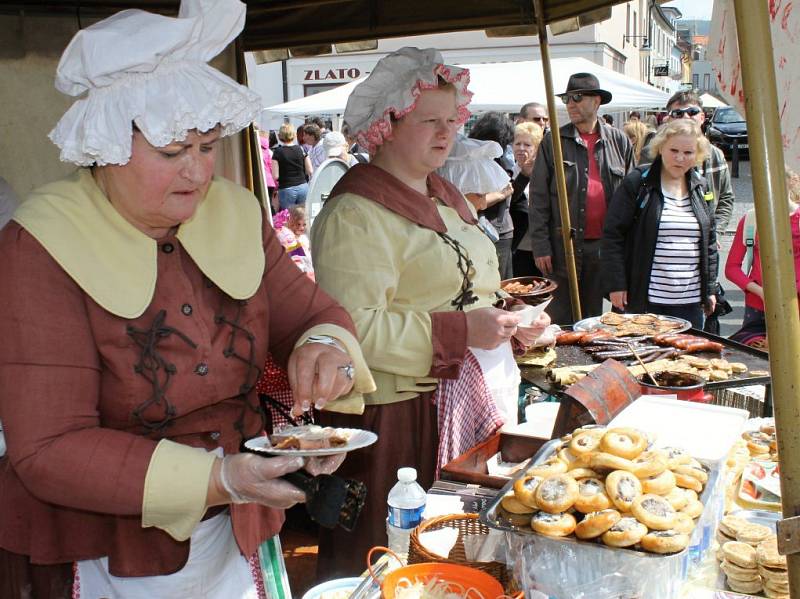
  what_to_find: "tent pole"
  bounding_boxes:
[733,1,800,591]
[235,37,256,195]
[533,0,582,322]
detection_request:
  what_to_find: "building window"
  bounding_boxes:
[693,74,700,89]
[703,73,711,90]
[626,4,631,41]
[633,11,638,46]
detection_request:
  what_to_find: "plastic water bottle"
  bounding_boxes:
[386,467,426,554]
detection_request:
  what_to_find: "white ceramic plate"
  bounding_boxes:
[243,428,378,457]
[301,577,363,599]
[573,313,691,334]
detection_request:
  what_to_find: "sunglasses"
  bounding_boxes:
[531,116,549,123]
[669,106,702,118]
[560,93,596,104]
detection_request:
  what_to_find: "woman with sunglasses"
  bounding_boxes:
[602,119,718,329]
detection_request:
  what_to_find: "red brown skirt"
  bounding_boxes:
[0,548,73,599]
[316,393,438,579]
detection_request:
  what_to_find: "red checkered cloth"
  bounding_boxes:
[433,349,504,475]
[255,354,304,430]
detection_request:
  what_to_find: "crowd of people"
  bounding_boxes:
[1,0,798,595]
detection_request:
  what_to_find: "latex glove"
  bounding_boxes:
[304,453,347,476]
[288,342,354,416]
[466,307,520,350]
[218,453,307,507]
[513,312,552,347]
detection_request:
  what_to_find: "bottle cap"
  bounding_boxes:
[397,467,417,483]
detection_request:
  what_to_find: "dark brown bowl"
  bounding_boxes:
[500,276,558,306]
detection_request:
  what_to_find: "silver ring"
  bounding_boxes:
[338,363,354,381]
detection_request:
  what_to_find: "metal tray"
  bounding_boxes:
[574,314,691,334]
[520,327,771,394]
[479,437,721,558]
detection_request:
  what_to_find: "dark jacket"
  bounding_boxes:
[528,121,634,276]
[601,158,719,312]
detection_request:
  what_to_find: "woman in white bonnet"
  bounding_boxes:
[0,1,374,597]
[311,47,550,577]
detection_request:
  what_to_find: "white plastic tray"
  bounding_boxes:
[608,396,749,463]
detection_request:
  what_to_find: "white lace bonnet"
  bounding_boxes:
[49,0,262,166]
[436,134,510,195]
[343,47,472,155]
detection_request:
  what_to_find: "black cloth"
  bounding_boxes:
[271,144,307,189]
[495,237,513,279]
[528,121,634,322]
[509,172,530,252]
[601,158,719,314]
[548,239,605,325]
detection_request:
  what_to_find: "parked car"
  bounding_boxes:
[706,107,748,158]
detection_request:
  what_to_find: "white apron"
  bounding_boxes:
[470,341,521,426]
[73,511,265,599]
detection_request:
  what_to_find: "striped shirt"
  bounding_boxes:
[648,190,702,305]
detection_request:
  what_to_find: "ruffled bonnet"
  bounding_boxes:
[343,47,472,155]
[436,134,510,195]
[49,0,261,166]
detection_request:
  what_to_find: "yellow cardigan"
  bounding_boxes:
[311,190,501,409]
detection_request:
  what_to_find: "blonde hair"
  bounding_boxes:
[786,165,800,205]
[514,122,543,148]
[647,119,710,165]
[623,120,650,164]
[278,123,296,143]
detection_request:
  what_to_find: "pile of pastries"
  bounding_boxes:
[715,515,788,598]
[498,426,707,554]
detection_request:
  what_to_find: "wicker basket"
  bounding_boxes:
[407,513,509,589]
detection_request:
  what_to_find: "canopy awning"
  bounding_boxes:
[700,93,728,109]
[263,57,670,118]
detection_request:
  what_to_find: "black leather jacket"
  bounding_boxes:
[601,158,719,312]
[528,121,634,275]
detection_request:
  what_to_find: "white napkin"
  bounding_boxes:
[422,494,464,519]
[418,527,459,559]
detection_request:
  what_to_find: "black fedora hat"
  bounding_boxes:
[559,72,612,105]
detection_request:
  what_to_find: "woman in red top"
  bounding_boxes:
[725,166,800,329]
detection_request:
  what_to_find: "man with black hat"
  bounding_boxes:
[528,72,634,324]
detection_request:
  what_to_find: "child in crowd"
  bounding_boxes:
[725,166,800,348]
[274,205,314,279]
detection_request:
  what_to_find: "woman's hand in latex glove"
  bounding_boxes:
[466,307,520,350]
[513,311,552,347]
[211,453,307,507]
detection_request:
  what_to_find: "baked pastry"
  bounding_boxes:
[574,477,612,513]
[601,516,648,547]
[719,515,750,539]
[599,428,648,460]
[557,447,579,466]
[722,541,758,569]
[590,452,637,473]
[605,470,642,512]
[721,559,760,581]
[534,474,579,514]
[632,450,669,478]
[575,509,621,539]
[759,564,789,584]
[673,471,703,493]
[631,494,676,530]
[641,469,676,495]
[569,430,603,455]
[662,446,692,469]
[672,463,709,484]
[501,492,535,515]
[567,468,600,480]
[530,510,577,537]
[672,512,695,534]
[664,487,690,511]
[528,458,568,478]
[737,523,773,546]
[640,530,690,554]
[726,576,763,595]
[747,437,772,455]
[496,506,533,527]
[680,499,704,519]
[513,475,543,508]
[757,537,788,569]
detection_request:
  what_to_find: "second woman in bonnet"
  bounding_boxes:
[0,1,374,597]
[311,47,550,577]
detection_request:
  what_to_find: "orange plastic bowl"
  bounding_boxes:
[381,563,504,598]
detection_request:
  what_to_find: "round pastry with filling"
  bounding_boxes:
[513,475,543,508]
[530,510,577,537]
[605,470,643,512]
[640,529,690,554]
[575,509,621,539]
[631,494,676,530]
[599,428,648,459]
[601,516,648,547]
[534,473,579,514]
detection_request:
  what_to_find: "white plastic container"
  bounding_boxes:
[608,395,749,465]
[387,467,426,554]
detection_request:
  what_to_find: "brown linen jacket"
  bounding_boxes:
[0,207,357,576]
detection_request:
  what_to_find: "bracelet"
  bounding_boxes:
[304,335,346,353]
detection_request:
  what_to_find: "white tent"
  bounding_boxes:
[700,93,728,109]
[263,57,671,118]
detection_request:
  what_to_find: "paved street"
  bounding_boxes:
[717,158,754,337]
